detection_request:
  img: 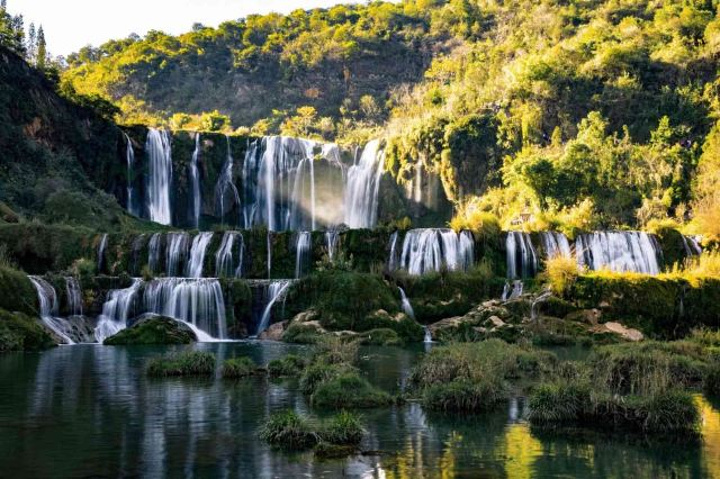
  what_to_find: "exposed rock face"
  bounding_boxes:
[594,322,644,342]
[259,321,287,341]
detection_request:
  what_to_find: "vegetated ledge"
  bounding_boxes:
[104,316,197,345]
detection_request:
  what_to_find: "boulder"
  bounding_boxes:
[104,316,197,345]
[593,322,644,342]
[259,321,287,341]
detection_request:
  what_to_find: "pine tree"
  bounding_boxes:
[11,14,25,57]
[36,25,46,69]
[27,22,35,63]
[0,0,6,11]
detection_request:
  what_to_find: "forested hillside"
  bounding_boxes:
[59,0,720,238]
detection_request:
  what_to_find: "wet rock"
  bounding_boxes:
[259,321,288,341]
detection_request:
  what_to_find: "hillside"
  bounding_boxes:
[60,0,720,238]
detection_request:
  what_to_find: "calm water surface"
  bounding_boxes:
[0,342,719,478]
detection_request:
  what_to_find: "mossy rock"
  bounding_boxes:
[282,322,325,344]
[0,308,55,352]
[311,372,393,409]
[104,316,197,345]
[0,265,38,316]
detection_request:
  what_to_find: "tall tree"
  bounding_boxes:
[27,22,35,62]
[36,25,46,69]
[11,14,25,56]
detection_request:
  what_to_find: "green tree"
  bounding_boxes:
[36,25,46,70]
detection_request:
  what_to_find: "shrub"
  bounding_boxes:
[282,323,323,344]
[0,309,55,352]
[311,373,393,409]
[146,351,215,377]
[300,362,354,395]
[313,336,359,365]
[268,354,307,377]
[258,410,318,450]
[222,357,257,378]
[358,328,402,346]
[544,255,580,296]
[423,379,506,412]
[320,411,365,445]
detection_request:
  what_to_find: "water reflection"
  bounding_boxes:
[0,344,719,478]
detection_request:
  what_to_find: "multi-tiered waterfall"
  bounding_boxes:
[540,231,572,259]
[392,229,475,275]
[215,232,244,278]
[29,276,75,344]
[95,279,143,343]
[125,134,137,216]
[256,280,292,335]
[506,232,538,279]
[165,232,190,276]
[344,140,385,228]
[215,135,241,226]
[576,231,661,274]
[186,232,213,278]
[145,128,173,225]
[295,232,312,278]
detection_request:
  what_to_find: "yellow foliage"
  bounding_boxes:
[544,254,581,296]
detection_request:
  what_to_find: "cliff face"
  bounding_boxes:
[0,46,128,230]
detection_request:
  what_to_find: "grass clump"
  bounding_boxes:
[146,351,215,377]
[311,372,393,409]
[319,410,365,445]
[268,354,307,377]
[357,328,402,346]
[222,357,257,378]
[423,379,506,412]
[258,410,318,450]
[528,382,592,425]
[300,362,355,395]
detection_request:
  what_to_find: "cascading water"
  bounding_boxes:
[506,232,538,279]
[325,230,340,262]
[501,280,524,301]
[215,135,241,226]
[125,134,137,216]
[188,133,202,229]
[131,234,146,276]
[148,233,162,274]
[396,229,475,275]
[682,235,702,257]
[215,231,244,278]
[576,231,661,274]
[65,277,83,316]
[145,128,173,225]
[388,231,399,271]
[144,278,227,340]
[398,287,415,319]
[256,280,292,336]
[94,279,143,343]
[97,234,109,273]
[540,231,572,259]
[344,139,385,229]
[243,136,318,231]
[165,233,190,277]
[28,276,75,344]
[186,232,213,278]
[295,232,311,278]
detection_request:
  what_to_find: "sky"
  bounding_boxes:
[13,0,367,56]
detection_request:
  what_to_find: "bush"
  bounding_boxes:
[282,323,323,344]
[0,309,55,352]
[544,255,580,296]
[258,410,318,450]
[222,357,257,378]
[423,379,506,412]
[300,362,355,395]
[319,411,365,445]
[268,354,307,377]
[311,373,393,409]
[146,351,215,377]
[313,336,359,365]
[357,328,402,346]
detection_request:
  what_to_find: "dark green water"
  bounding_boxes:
[1,343,719,478]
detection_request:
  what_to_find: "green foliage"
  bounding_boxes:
[222,357,257,378]
[310,372,393,409]
[258,410,318,450]
[104,317,196,345]
[319,411,364,446]
[357,328,402,346]
[146,351,216,377]
[0,308,55,352]
[267,354,307,377]
[423,379,506,412]
[0,264,38,315]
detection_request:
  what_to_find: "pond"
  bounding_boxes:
[0,342,718,478]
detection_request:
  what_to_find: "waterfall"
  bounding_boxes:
[388,231,399,271]
[682,235,702,257]
[576,231,661,274]
[256,280,292,335]
[501,280,524,301]
[145,128,173,225]
[186,233,213,278]
[65,277,83,316]
[94,279,143,343]
[540,231,571,259]
[242,136,319,231]
[215,231,244,278]
[125,134,137,216]
[148,233,162,274]
[423,326,432,344]
[215,135,241,226]
[267,232,272,279]
[295,232,311,278]
[97,234,108,273]
[131,234,146,276]
[165,233,190,276]
[144,278,227,340]
[28,276,75,344]
[325,230,340,262]
[189,133,202,229]
[398,287,415,319]
[506,232,538,279]
[344,139,385,229]
[397,229,475,275]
